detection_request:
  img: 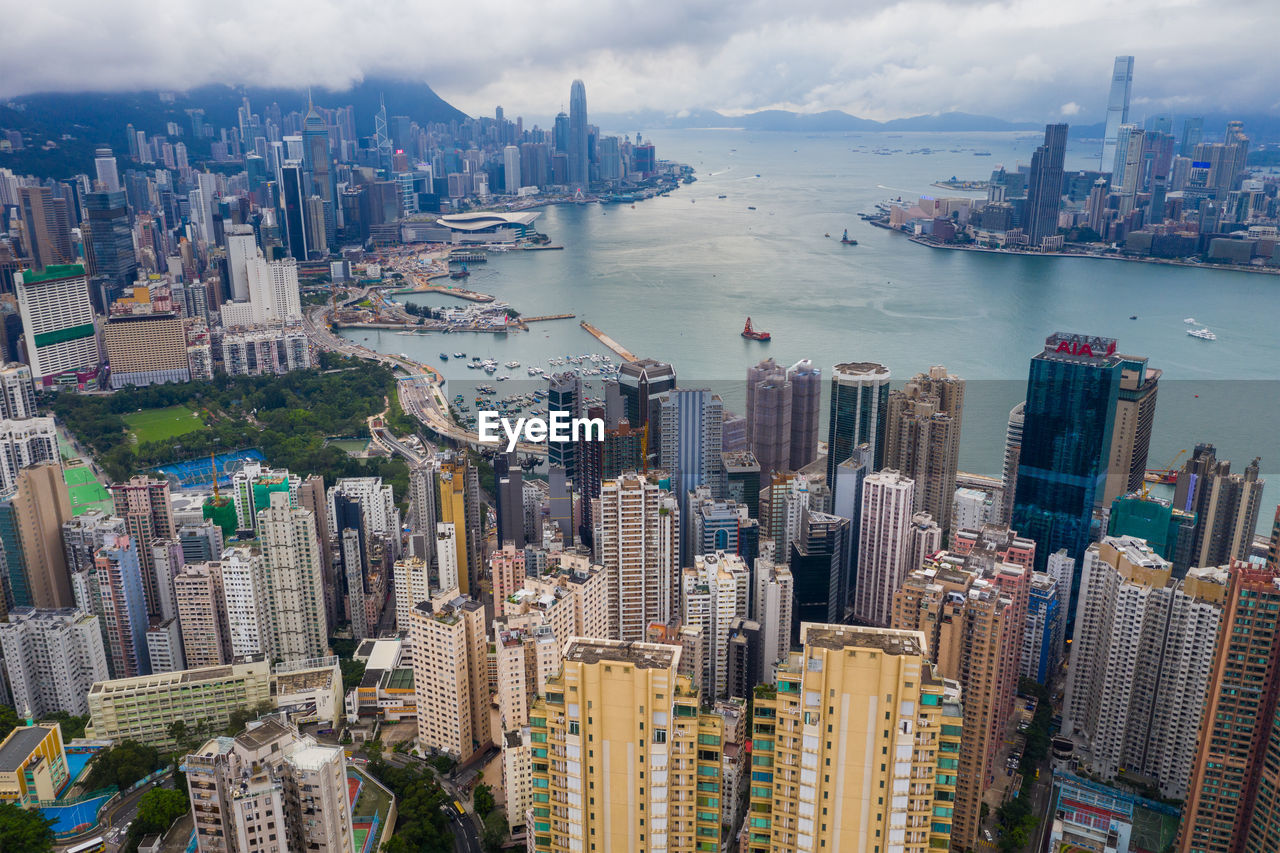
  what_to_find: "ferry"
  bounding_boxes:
[741,317,772,341]
[1187,328,1217,341]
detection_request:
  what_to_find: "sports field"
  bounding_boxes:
[63,466,112,515]
[123,405,204,443]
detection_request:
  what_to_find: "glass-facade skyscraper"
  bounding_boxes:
[568,80,589,190]
[826,362,891,498]
[1012,332,1123,631]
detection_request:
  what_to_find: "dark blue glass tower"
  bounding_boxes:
[1012,333,1122,632]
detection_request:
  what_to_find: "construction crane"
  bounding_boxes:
[1142,448,1187,497]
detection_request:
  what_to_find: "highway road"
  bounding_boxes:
[303,301,545,457]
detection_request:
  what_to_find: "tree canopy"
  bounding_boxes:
[0,802,54,853]
[85,740,165,790]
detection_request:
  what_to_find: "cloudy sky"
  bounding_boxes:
[4,0,1277,122]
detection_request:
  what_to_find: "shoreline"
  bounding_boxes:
[867,218,1280,276]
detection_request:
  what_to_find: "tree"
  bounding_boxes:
[85,740,164,790]
[481,808,507,853]
[41,711,88,740]
[0,802,54,853]
[0,705,21,741]
[134,787,189,836]
[473,783,495,818]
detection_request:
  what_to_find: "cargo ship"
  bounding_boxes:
[840,229,857,245]
[741,317,771,341]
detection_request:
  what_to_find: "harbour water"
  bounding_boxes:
[344,130,1280,520]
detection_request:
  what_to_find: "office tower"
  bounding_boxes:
[1,463,74,610]
[528,638,725,853]
[174,564,228,668]
[1107,492,1196,575]
[788,506,849,634]
[410,587,490,760]
[101,305,190,388]
[1173,444,1265,569]
[146,618,184,673]
[1012,333,1122,628]
[830,445,873,605]
[998,402,1025,526]
[0,607,109,717]
[826,361,891,491]
[679,551,750,700]
[93,147,120,192]
[851,469,914,626]
[246,254,303,324]
[304,195,328,255]
[885,365,964,533]
[725,617,763,700]
[1113,125,1145,215]
[688,488,758,565]
[258,492,328,662]
[494,453,525,548]
[503,144,521,192]
[722,450,761,518]
[1025,123,1068,245]
[892,545,1029,850]
[568,80,589,190]
[746,358,791,473]
[1062,536,1226,800]
[184,717,354,853]
[747,624,962,853]
[18,186,73,269]
[438,457,479,594]
[547,370,583,479]
[1178,565,1280,853]
[1101,56,1134,171]
[1179,116,1204,157]
[225,223,256,301]
[1022,572,1062,684]
[660,388,725,526]
[0,416,57,493]
[595,472,679,640]
[0,363,35,420]
[1102,355,1160,504]
[86,659,270,748]
[82,190,138,301]
[302,102,332,204]
[15,265,99,386]
[616,357,676,448]
[280,161,308,260]
[94,532,150,678]
[111,475,175,616]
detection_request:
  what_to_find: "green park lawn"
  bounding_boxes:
[123,405,205,444]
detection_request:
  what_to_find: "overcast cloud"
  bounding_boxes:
[2,0,1277,122]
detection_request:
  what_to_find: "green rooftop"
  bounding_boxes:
[19,264,85,284]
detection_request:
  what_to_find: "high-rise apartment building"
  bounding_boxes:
[1178,565,1280,853]
[174,564,228,668]
[852,469,915,626]
[15,265,99,386]
[527,638,725,853]
[0,363,36,420]
[1025,123,1068,245]
[594,473,680,640]
[111,475,175,617]
[752,557,793,678]
[183,716,354,853]
[885,365,965,533]
[680,551,750,700]
[1,463,75,610]
[1012,333,1123,629]
[93,532,151,678]
[0,607,109,717]
[746,358,822,475]
[437,457,480,595]
[1063,536,1227,800]
[1022,572,1063,684]
[410,587,490,760]
[746,624,962,853]
[1102,355,1160,504]
[826,361,891,492]
[258,491,328,662]
[1173,443,1265,570]
[998,402,1024,526]
[0,416,58,494]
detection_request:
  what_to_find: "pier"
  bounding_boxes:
[580,321,638,362]
[522,314,576,323]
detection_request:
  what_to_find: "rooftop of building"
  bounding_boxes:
[800,623,926,657]
[437,211,540,230]
[381,668,414,691]
[89,660,269,694]
[18,264,85,284]
[564,638,677,670]
[272,667,337,694]
[832,361,890,378]
[286,742,341,772]
[721,450,761,472]
[0,725,57,772]
[504,730,524,749]
[235,717,292,751]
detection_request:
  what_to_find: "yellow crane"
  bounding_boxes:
[1141,448,1186,499]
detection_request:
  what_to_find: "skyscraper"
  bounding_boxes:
[826,361,891,495]
[786,359,821,469]
[0,463,75,609]
[302,101,332,204]
[16,265,100,386]
[410,587,490,760]
[1173,444,1265,569]
[82,190,138,304]
[110,475,176,617]
[94,147,121,192]
[0,607,108,717]
[258,491,328,662]
[18,186,73,270]
[746,358,791,474]
[1101,56,1135,172]
[852,469,915,627]
[885,365,965,533]
[503,144,521,193]
[494,453,526,548]
[1179,564,1280,853]
[280,160,309,260]
[659,388,724,541]
[999,402,1025,525]
[1113,124,1145,215]
[94,532,151,678]
[747,624,962,853]
[1024,123,1068,245]
[1012,333,1122,630]
[788,506,849,634]
[595,472,679,640]
[680,551,750,700]
[1102,355,1160,504]
[568,80,589,190]
[615,357,676,451]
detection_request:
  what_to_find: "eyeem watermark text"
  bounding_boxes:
[478,411,604,452]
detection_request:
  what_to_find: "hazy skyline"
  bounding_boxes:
[3,0,1278,123]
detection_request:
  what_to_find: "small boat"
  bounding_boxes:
[747,206,757,210]
[825,233,831,238]
[718,194,727,199]
[439,353,449,360]
[974,151,992,156]
[1183,317,1197,324]
[454,352,466,358]
[1129,315,1138,320]
[741,317,771,341]
[1187,328,1217,341]
[840,229,857,246]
